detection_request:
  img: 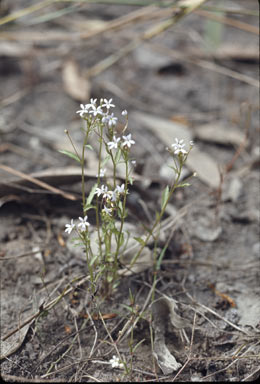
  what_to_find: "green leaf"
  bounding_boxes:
[59,150,81,163]
[134,236,145,246]
[101,155,110,167]
[83,204,95,212]
[161,185,170,210]
[85,144,93,151]
[177,183,190,188]
[156,243,168,270]
[89,253,98,266]
[86,183,98,206]
[132,339,145,353]
[115,148,122,164]
[129,176,134,185]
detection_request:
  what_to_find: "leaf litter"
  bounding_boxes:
[0,0,259,382]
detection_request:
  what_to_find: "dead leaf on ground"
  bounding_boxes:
[151,297,191,374]
[0,293,34,360]
[186,148,220,189]
[194,122,247,147]
[0,41,32,57]
[62,59,90,102]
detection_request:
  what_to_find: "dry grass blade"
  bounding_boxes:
[0,164,77,201]
[196,9,259,35]
[0,0,55,26]
[150,43,259,88]
[2,276,89,342]
[85,0,208,78]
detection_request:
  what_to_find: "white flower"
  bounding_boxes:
[95,185,107,197]
[65,219,75,234]
[122,134,135,148]
[96,168,106,178]
[131,160,136,166]
[103,205,112,216]
[89,105,103,117]
[78,216,90,231]
[84,98,97,111]
[101,114,109,124]
[109,189,118,202]
[95,185,111,199]
[88,98,97,106]
[116,184,125,194]
[102,113,118,127]
[171,138,187,155]
[107,113,118,127]
[109,355,124,369]
[107,135,121,150]
[122,110,128,116]
[102,98,115,109]
[76,104,88,117]
[190,140,194,146]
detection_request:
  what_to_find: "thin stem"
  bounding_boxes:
[129,156,183,269]
[95,124,104,261]
[81,121,91,209]
[113,150,129,280]
[65,129,81,160]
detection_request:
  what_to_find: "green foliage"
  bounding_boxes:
[59,149,81,163]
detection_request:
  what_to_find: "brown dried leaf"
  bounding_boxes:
[62,59,90,102]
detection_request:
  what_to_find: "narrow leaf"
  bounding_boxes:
[161,185,170,210]
[115,148,122,164]
[85,144,93,151]
[86,183,97,206]
[101,155,110,167]
[134,236,145,246]
[177,183,190,188]
[59,150,81,163]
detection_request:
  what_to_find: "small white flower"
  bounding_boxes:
[102,98,115,109]
[122,134,135,148]
[65,219,75,234]
[122,110,128,116]
[95,185,107,197]
[190,140,194,146]
[101,113,110,124]
[103,189,112,199]
[171,138,187,155]
[131,160,136,166]
[84,98,97,111]
[95,185,111,199]
[103,205,112,216]
[107,135,121,150]
[109,189,118,202]
[89,98,97,106]
[116,184,125,194]
[96,168,106,178]
[108,113,118,127]
[76,104,88,117]
[89,105,103,117]
[78,216,90,231]
[109,355,124,369]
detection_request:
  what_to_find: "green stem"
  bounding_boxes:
[113,151,129,280]
[130,158,183,269]
[81,122,91,210]
[96,125,104,261]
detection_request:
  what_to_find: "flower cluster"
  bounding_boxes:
[107,133,135,150]
[65,216,90,234]
[171,138,194,155]
[109,355,124,369]
[94,183,126,216]
[76,98,127,129]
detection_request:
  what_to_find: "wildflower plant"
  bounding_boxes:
[62,98,194,296]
